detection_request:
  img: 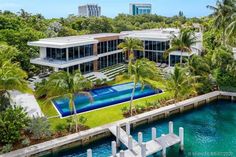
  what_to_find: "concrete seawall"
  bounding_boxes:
[1,91,236,157]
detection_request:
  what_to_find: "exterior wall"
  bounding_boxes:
[129,3,152,15]
[78,4,101,17]
[40,47,47,58]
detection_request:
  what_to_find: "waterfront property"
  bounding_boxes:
[53,82,162,117]
[2,91,236,157]
[28,28,203,74]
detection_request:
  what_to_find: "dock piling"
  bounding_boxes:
[162,146,166,157]
[138,132,143,145]
[116,125,120,147]
[120,150,125,157]
[87,149,92,157]
[111,141,116,157]
[152,127,156,140]
[126,122,130,135]
[128,135,133,150]
[169,121,173,134]
[179,127,184,152]
[141,143,146,157]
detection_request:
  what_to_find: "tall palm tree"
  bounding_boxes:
[38,70,92,132]
[165,30,197,65]
[207,0,236,44]
[166,66,199,101]
[128,58,160,116]
[0,60,30,98]
[118,37,143,73]
[226,13,236,42]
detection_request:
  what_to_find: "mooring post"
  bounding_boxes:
[162,146,166,157]
[126,122,130,135]
[141,143,146,157]
[179,127,184,152]
[231,96,234,102]
[87,149,92,157]
[138,132,143,145]
[128,135,133,150]
[116,125,120,147]
[120,150,125,157]
[152,127,156,140]
[111,141,116,157]
[169,121,173,134]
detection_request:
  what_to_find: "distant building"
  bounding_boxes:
[78,4,101,17]
[129,3,152,15]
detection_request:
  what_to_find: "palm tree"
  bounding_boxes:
[166,66,199,101]
[38,70,92,132]
[128,58,160,116]
[226,13,236,42]
[118,37,143,73]
[0,60,30,98]
[165,30,197,65]
[207,0,236,44]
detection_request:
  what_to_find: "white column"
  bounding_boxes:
[162,146,166,157]
[169,121,173,134]
[112,141,116,157]
[116,125,120,147]
[66,48,69,61]
[152,127,156,140]
[120,150,125,157]
[87,149,92,157]
[138,132,143,145]
[126,122,130,135]
[128,135,133,150]
[141,143,146,157]
[168,54,171,67]
[179,127,184,151]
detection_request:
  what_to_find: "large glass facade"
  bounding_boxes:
[46,48,66,61]
[97,39,122,54]
[68,44,93,60]
[98,52,123,70]
[144,41,170,51]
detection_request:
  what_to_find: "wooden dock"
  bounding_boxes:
[107,121,183,157]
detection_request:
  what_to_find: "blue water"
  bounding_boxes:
[53,82,162,117]
[45,100,236,157]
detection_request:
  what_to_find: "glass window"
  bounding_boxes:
[74,47,79,59]
[68,47,73,60]
[80,46,84,58]
[61,48,66,61]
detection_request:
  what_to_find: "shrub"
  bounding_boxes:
[135,104,145,113]
[78,116,87,125]
[27,116,51,140]
[121,106,129,113]
[55,123,67,133]
[0,106,30,144]
[1,144,13,154]
[21,137,30,146]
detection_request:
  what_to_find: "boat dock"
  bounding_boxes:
[87,121,184,157]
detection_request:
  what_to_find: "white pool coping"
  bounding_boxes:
[1,91,236,157]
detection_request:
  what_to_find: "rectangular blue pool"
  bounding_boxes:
[53,82,162,117]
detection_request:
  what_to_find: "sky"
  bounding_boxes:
[0,0,217,18]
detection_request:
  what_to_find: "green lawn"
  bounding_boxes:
[38,79,173,131]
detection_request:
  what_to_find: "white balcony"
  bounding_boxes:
[30,55,99,69]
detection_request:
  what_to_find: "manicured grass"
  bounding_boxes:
[38,79,173,131]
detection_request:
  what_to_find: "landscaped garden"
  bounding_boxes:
[0,0,236,155]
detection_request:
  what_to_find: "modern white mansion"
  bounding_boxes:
[28,28,202,74]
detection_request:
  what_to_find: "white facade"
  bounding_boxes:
[28,28,203,73]
[78,4,101,17]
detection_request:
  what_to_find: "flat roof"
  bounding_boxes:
[28,33,120,48]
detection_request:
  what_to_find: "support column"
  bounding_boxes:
[66,48,69,61]
[126,122,130,135]
[93,60,98,72]
[169,121,173,134]
[152,127,156,140]
[138,132,143,145]
[116,125,120,147]
[111,141,116,157]
[179,127,184,152]
[141,143,146,157]
[128,136,133,150]
[120,150,125,157]
[162,146,166,157]
[87,149,92,157]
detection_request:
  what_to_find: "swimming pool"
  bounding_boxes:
[53,82,162,117]
[44,100,236,157]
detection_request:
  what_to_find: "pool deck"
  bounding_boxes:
[1,91,236,157]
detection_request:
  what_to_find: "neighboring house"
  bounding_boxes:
[129,3,152,15]
[28,28,203,74]
[78,4,101,17]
